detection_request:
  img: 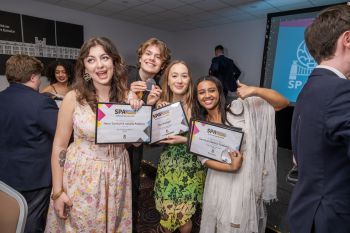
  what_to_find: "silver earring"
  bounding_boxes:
[83,73,92,81]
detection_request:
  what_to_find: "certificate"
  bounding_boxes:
[188,119,244,163]
[150,102,189,143]
[95,103,152,144]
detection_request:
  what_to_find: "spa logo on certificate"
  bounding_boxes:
[150,102,189,143]
[188,119,243,163]
[96,103,152,144]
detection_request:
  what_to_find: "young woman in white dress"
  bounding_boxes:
[192,75,288,233]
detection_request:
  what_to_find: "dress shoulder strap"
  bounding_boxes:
[51,85,58,94]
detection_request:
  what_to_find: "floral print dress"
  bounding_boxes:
[154,143,206,231]
[45,102,132,233]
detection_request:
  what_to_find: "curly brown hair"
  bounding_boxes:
[72,37,128,113]
[45,60,74,85]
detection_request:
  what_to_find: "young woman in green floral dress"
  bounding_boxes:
[147,60,206,233]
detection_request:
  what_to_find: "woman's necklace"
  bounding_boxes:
[98,95,109,102]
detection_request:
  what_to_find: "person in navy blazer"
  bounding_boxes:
[288,5,350,233]
[0,55,58,233]
[209,45,241,99]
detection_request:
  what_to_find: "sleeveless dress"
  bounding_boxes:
[154,143,206,231]
[45,102,132,233]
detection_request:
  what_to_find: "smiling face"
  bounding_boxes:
[167,63,190,96]
[54,65,68,83]
[84,44,114,86]
[196,80,220,111]
[139,44,163,76]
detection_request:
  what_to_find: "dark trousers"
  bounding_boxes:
[20,187,51,233]
[128,146,143,233]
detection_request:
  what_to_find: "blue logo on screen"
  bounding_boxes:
[272,26,317,103]
[288,41,316,89]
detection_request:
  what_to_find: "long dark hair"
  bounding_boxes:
[45,60,74,85]
[72,37,128,112]
[192,75,229,124]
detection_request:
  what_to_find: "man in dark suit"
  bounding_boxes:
[0,55,58,233]
[209,45,241,99]
[288,5,350,233]
[127,38,171,233]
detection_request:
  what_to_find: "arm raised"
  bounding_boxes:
[236,80,289,111]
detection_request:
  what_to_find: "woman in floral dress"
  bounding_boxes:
[148,60,206,233]
[45,37,142,233]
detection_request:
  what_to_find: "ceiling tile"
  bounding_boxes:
[150,0,188,9]
[131,3,166,14]
[215,7,245,17]
[265,0,314,11]
[33,0,350,32]
[190,19,221,28]
[156,10,187,20]
[309,0,346,6]
[239,1,277,10]
[231,16,256,22]
[265,0,309,6]
[62,0,104,7]
[205,17,235,24]
[136,14,164,23]
[148,19,190,31]
[237,1,278,15]
[85,7,115,17]
[110,13,137,21]
[107,0,147,7]
[172,4,205,15]
[54,0,88,10]
[117,8,149,17]
[228,12,256,22]
[219,0,257,6]
[178,0,202,3]
[33,0,61,3]
[191,0,231,11]
[190,12,224,21]
[94,1,129,12]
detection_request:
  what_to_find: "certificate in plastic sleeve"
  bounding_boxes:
[150,102,189,143]
[95,103,152,144]
[188,119,244,163]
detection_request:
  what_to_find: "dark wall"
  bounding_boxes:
[276,106,294,150]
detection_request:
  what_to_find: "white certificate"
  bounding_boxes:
[95,103,152,144]
[150,102,189,143]
[188,119,244,163]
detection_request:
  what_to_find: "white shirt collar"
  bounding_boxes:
[317,65,347,80]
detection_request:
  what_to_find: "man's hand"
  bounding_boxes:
[147,85,162,106]
[130,81,147,93]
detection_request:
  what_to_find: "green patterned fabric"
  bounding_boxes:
[154,143,206,231]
